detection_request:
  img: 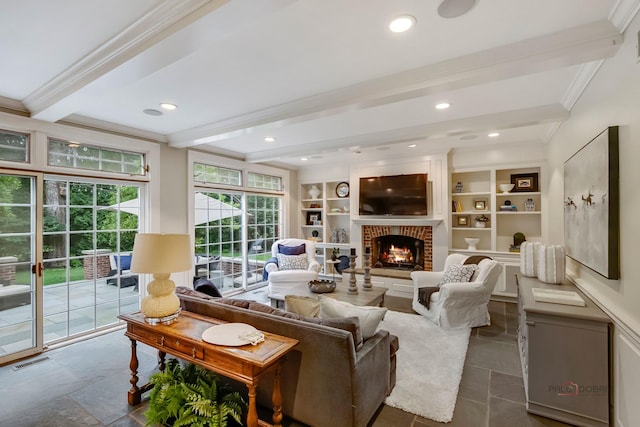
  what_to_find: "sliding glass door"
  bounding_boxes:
[0,171,42,364]
[42,177,141,344]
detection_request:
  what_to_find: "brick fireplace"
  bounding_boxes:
[362,225,433,271]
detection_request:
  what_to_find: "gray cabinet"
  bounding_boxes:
[517,275,610,427]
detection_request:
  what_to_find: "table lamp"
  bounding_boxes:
[131,233,192,324]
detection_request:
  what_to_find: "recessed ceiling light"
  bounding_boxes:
[143,109,162,116]
[301,157,308,161]
[408,144,417,148]
[160,103,177,110]
[264,136,276,142]
[488,132,500,137]
[389,15,416,33]
[435,102,450,110]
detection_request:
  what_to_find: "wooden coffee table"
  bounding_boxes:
[118,310,298,427]
[269,281,387,308]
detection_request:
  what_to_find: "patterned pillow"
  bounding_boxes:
[437,263,477,286]
[276,253,308,270]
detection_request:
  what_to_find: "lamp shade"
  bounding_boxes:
[131,233,192,274]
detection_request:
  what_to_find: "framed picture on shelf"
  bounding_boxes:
[457,215,469,227]
[511,173,539,192]
[306,211,322,225]
[473,199,487,210]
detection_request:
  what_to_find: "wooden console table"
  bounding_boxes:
[118,310,298,427]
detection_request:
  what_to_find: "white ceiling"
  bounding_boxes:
[1,0,637,169]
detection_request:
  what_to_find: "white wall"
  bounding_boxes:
[546,12,640,427]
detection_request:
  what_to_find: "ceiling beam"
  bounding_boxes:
[243,104,570,163]
[169,20,621,148]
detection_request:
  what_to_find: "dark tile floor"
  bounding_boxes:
[0,297,574,427]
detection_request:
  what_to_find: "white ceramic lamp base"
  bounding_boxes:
[141,273,180,321]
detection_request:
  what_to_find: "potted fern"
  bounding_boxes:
[145,358,247,427]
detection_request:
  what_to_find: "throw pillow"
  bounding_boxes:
[175,286,214,300]
[437,263,477,286]
[278,243,306,255]
[318,296,387,339]
[276,253,308,270]
[119,254,132,270]
[285,295,320,317]
[193,278,222,298]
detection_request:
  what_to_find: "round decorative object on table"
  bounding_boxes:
[308,279,336,293]
[336,182,350,198]
[201,323,264,346]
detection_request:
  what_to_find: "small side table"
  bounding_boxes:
[326,259,340,282]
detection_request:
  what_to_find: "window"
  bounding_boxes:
[248,172,282,191]
[194,163,242,186]
[48,139,145,176]
[0,130,29,162]
[194,191,281,293]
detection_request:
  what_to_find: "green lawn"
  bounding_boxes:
[16,267,85,286]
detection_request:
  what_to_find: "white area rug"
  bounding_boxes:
[381,310,471,422]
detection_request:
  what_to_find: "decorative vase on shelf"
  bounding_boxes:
[475,221,486,228]
[308,185,320,199]
[525,198,535,211]
[455,181,463,193]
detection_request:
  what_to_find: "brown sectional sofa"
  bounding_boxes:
[176,288,398,427]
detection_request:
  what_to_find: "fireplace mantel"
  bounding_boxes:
[353,217,443,226]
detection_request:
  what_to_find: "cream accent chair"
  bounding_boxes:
[410,253,503,328]
[266,238,321,298]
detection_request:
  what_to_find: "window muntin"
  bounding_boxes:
[0,130,29,162]
[194,163,242,186]
[48,139,145,176]
[194,191,281,293]
[248,172,282,191]
[42,178,141,341]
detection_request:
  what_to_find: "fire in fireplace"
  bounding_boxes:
[372,235,424,270]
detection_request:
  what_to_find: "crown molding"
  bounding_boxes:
[609,0,640,31]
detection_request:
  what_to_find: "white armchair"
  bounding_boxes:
[266,238,321,298]
[411,253,502,328]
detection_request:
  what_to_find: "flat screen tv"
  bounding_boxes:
[359,173,428,216]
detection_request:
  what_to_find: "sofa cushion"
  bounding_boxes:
[306,316,363,351]
[319,296,387,339]
[247,300,362,349]
[247,301,305,320]
[276,253,308,270]
[437,263,477,286]
[216,298,253,309]
[278,243,306,255]
[285,295,320,317]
